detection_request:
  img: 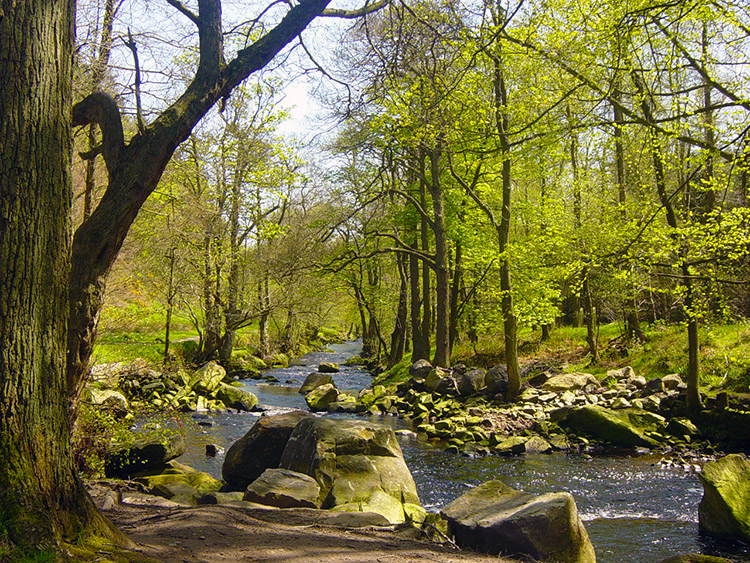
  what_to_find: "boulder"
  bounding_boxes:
[606,366,635,381]
[441,480,595,563]
[198,491,245,505]
[524,436,552,454]
[458,368,486,397]
[554,405,665,448]
[244,468,321,509]
[698,454,750,542]
[105,430,185,478]
[318,362,340,373]
[485,365,509,395]
[85,388,129,411]
[658,555,734,563]
[222,410,312,491]
[425,367,452,392]
[279,417,420,523]
[305,383,339,411]
[666,417,700,438]
[542,373,600,393]
[133,461,221,498]
[662,374,684,390]
[409,359,433,378]
[191,361,226,393]
[214,382,258,411]
[134,461,221,504]
[643,377,665,395]
[299,372,334,394]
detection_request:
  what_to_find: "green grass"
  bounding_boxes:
[451,321,750,392]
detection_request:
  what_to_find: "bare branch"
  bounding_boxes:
[166,0,200,26]
[123,29,146,133]
[321,0,389,19]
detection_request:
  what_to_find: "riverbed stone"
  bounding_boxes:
[279,417,420,523]
[554,405,665,448]
[495,436,527,455]
[458,368,486,396]
[666,417,700,438]
[441,480,595,563]
[299,372,334,394]
[698,453,750,542]
[105,430,186,478]
[318,362,340,373]
[524,436,552,453]
[542,373,600,393]
[214,382,258,411]
[191,361,227,393]
[222,410,312,491]
[305,383,339,411]
[244,468,321,509]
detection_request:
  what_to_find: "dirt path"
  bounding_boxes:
[104,502,511,563]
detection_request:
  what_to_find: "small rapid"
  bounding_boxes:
[173,341,750,563]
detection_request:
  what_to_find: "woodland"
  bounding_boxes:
[1,0,750,559]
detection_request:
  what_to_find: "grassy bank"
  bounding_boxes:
[378,321,750,394]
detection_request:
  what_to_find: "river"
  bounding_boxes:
[172,340,750,563]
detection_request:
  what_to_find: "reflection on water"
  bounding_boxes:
[170,341,750,563]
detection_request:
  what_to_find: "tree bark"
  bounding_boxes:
[419,151,432,358]
[409,236,428,361]
[0,0,124,552]
[631,68,703,414]
[449,241,463,352]
[491,4,521,400]
[581,267,599,363]
[429,144,451,368]
[388,254,409,367]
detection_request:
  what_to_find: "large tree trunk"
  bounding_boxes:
[429,145,451,368]
[631,68,703,414]
[449,241,463,352]
[409,237,428,361]
[419,152,432,357]
[581,267,599,363]
[491,9,521,400]
[0,0,123,553]
[388,255,409,367]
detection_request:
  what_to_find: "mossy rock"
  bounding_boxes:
[105,430,185,478]
[555,405,665,448]
[699,454,750,542]
[214,382,258,411]
[134,460,222,495]
[305,383,339,411]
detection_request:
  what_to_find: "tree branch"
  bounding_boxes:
[166,0,200,26]
[71,92,124,175]
[320,0,389,19]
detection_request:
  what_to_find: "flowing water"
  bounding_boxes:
[171,340,750,563]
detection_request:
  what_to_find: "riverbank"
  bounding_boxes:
[86,482,512,563]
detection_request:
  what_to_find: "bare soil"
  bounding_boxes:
[96,492,512,563]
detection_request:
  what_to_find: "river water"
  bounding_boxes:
[172,340,750,563]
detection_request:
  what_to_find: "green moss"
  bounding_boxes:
[65,534,160,563]
[373,356,411,387]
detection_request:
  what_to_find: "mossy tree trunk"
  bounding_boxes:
[2,0,347,554]
[0,0,124,552]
